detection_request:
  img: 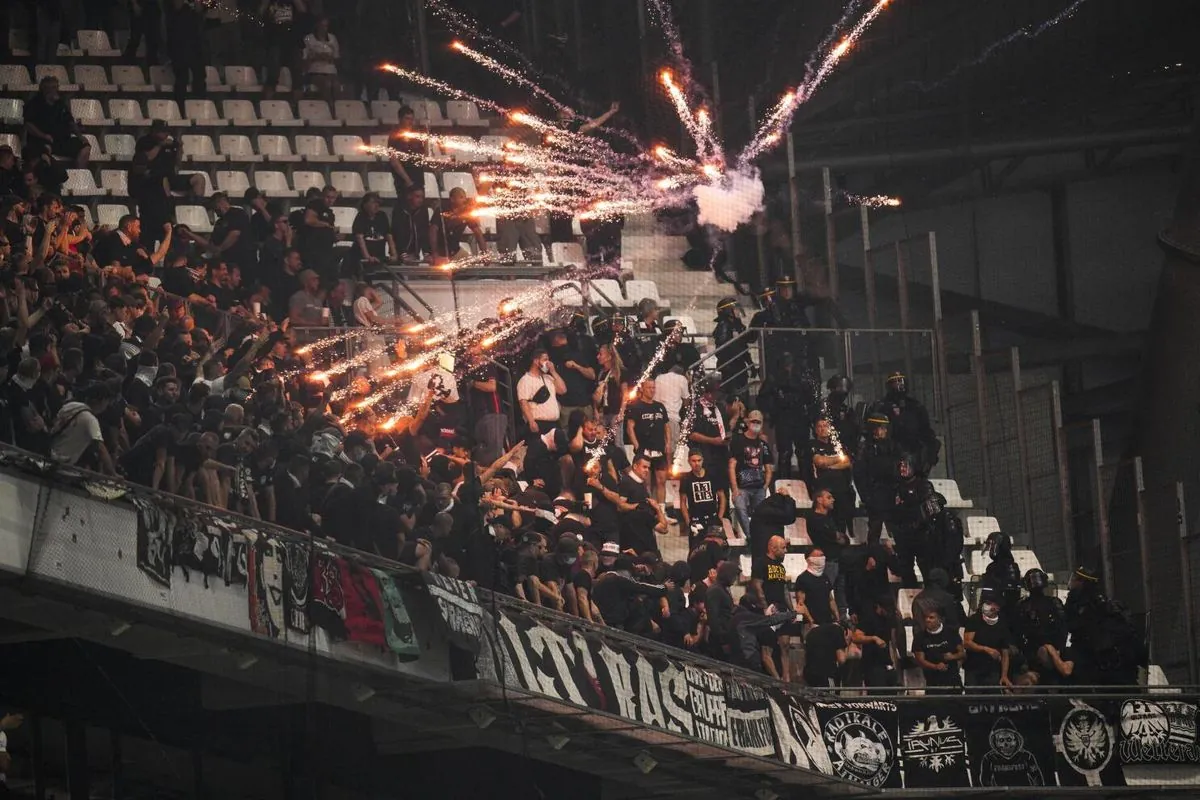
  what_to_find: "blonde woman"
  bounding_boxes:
[593,342,626,444]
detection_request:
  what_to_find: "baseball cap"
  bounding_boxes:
[601,541,620,555]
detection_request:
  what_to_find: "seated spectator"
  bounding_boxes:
[288,270,326,328]
[302,16,341,105]
[432,188,486,263]
[393,185,435,262]
[351,193,397,271]
[912,607,965,693]
[23,77,91,170]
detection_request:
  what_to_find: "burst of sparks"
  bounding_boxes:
[845,193,902,208]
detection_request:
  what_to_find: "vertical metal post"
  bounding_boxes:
[860,205,881,388]
[572,0,584,75]
[1133,456,1153,662]
[786,131,803,285]
[1178,481,1198,686]
[971,310,993,505]
[1051,380,1075,570]
[1011,348,1035,547]
[842,331,855,389]
[930,231,951,473]
[895,240,914,384]
[823,167,839,299]
[750,95,767,288]
[1091,418,1115,599]
[415,0,431,76]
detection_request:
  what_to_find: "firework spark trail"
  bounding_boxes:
[309,345,392,381]
[802,0,868,87]
[671,394,700,476]
[660,70,717,161]
[917,0,1092,91]
[452,41,574,115]
[379,64,507,113]
[843,193,902,209]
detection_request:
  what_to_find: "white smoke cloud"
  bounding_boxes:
[693,167,765,233]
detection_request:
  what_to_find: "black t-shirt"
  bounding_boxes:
[803,624,846,685]
[352,210,390,261]
[120,423,174,484]
[730,434,771,489]
[912,625,963,685]
[393,204,433,258]
[211,206,256,271]
[464,362,501,418]
[680,470,719,522]
[806,511,841,560]
[617,474,655,551]
[585,471,620,539]
[387,132,427,196]
[549,345,594,406]
[856,608,895,670]
[964,614,1011,674]
[627,400,668,454]
[24,92,74,142]
[297,199,336,261]
[752,556,789,610]
[794,571,834,625]
[134,134,177,181]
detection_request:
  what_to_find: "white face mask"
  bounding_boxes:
[748,423,762,434]
[807,556,826,576]
[982,605,1000,626]
[540,362,551,374]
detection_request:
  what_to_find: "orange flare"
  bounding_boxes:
[832,38,851,58]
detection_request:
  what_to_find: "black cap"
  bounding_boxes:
[1073,565,1100,583]
[244,187,264,201]
[150,118,169,132]
[776,274,796,286]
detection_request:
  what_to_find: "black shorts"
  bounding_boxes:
[777,621,806,638]
[637,450,667,472]
[52,134,89,161]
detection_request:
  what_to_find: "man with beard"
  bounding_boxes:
[679,450,725,548]
[802,417,855,532]
[688,375,731,491]
[872,371,940,474]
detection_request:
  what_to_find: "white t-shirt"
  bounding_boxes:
[50,402,103,466]
[303,33,340,75]
[654,371,690,422]
[517,371,560,422]
[353,295,378,327]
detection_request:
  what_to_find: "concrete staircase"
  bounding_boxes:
[621,215,731,319]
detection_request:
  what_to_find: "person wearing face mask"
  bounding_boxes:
[964,599,1013,689]
[794,547,839,628]
[518,348,566,438]
[912,607,965,692]
[728,409,774,537]
[872,371,940,474]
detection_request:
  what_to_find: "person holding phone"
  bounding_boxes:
[518,349,566,437]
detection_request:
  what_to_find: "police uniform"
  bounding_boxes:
[713,297,753,398]
[757,356,817,478]
[872,371,940,474]
[853,415,903,545]
[891,462,935,588]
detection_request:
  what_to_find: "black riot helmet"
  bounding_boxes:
[896,452,916,480]
[827,374,853,398]
[921,491,947,520]
[886,371,907,396]
[1023,567,1049,593]
[985,531,1013,561]
[716,296,741,319]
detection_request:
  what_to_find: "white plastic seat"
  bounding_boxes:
[446,100,487,127]
[331,206,356,234]
[775,479,812,508]
[784,516,811,547]
[550,280,585,307]
[724,518,746,549]
[222,99,263,127]
[147,99,191,127]
[108,99,148,126]
[332,135,372,162]
[215,169,252,195]
[36,65,79,91]
[0,99,22,124]
[587,278,628,308]
[965,515,1000,546]
[71,98,112,127]
[148,65,173,90]
[550,242,584,266]
[298,100,341,127]
[475,211,498,237]
[930,479,972,508]
[204,66,230,93]
[257,134,300,162]
[367,134,390,160]
[102,134,136,160]
[291,170,326,196]
[440,171,477,198]
[367,172,397,199]
[739,554,753,580]
[0,133,18,151]
[625,280,663,307]
[423,172,440,198]
[782,553,808,580]
[253,170,293,195]
[111,65,151,92]
[100,169,129,196]
[96,203,129,227]
[0,66,34,92]
[898,588,920,621]
[259,100,299,126]
[64,169,105,196]
[330,171,366,198]
[1012,549,1044,577]
[334,100,370,124]
[178,170,213,197]
[370,100,401,124]
[295,134,337,162]
[225,66,262,92]
[78,30,121,56]
[412,99,450,127]
[481,135,512,154]
[82,134,107,162]
[184,99,225,126]
[74,64,116,92]
[968,550,990,579]
[182,134,223,163]
[218,134,261,163]
[174,204,213,234]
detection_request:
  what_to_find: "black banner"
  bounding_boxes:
[899,701,970,788]
[767,690,834,774]
[1119,700,1200,764]
[134,498,173,588]
[423,571,483,653]
[965,701,1054,787]
[724,680,773,757]
[815,700,903,788]
[1052,699,1124,786]
[685,665,730,748]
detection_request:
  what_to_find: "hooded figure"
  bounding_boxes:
[979,716,1044,786]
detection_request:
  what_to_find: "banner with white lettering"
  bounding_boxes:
[766,690,834,775]
[423,571,483,653]
[724,681,774,758]
[899,700,970,788]
[814,700,903,788]
[965,701,1054,788]
[1119,699,1200,764]
[685,665,729,747]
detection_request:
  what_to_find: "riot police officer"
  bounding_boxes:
[890,453,935,588]
[773,274,810,329]
[922,491,965,601]
[980,532,1023,619]
[757,351,817,477]
[872,371,940,475]
[853,414,903,545]
[1065,565,1147,687]
[823,375,862,454]
[1015,567,1073,684]
[713,297,753,398]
